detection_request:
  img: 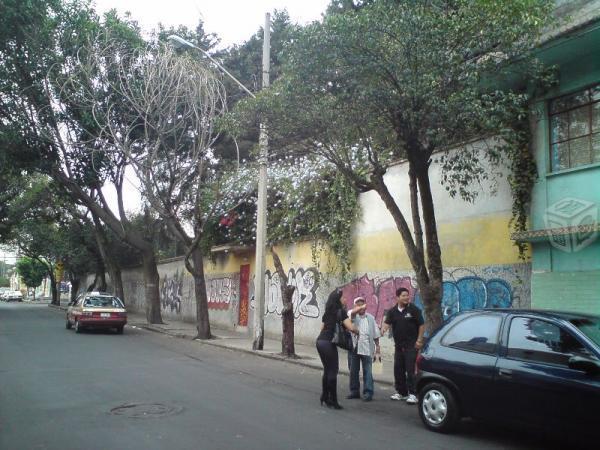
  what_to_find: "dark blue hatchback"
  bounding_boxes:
[415,309,600,438]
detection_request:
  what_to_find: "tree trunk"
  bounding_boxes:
[271,248,296,357]
[91,213,125,302]
[86,272,98,292]
[70,277,80,304]
[371,161,444,333]
[418,282,443,335]
[88,256,107,292]
[53,175,162,324]
[415,166,444,333]
[190,247,211,339]
[281,287,296,357]
[49,272,59,306]
[97,268,107,292]
[110,268,124,303]
[142,250,163,324]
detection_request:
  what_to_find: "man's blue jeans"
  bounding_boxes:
[348,352,374,398]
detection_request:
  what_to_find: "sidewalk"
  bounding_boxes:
[50,303,396,387]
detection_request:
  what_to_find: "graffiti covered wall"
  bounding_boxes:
[84,259,530,345]
[262,268,321,319]
[160,269,183,314]
[207,274,239,310]
[340,265,530,327]
[86,142,535,344]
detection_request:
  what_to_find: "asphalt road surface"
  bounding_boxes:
[0,303,576,450]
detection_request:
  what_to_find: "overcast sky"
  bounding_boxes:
[93,0,330,47]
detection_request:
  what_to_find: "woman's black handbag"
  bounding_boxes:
[331,310,352,351]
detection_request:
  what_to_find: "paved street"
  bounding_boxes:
[0,303,569,450]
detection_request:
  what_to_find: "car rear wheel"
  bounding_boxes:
[74,320,83,334]
[66,316,72,329]
[116,326,124,334]
[419,382,459,433]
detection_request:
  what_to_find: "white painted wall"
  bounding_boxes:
[355,140,514,235]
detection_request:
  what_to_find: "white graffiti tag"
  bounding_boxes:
[207,276,237,309]
[160,271,183,313]
[265,268,320,318]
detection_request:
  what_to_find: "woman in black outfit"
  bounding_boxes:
[316,288,357,409]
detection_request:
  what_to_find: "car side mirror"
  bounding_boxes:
[568,356,600,374]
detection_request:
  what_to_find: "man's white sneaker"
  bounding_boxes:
[390,393,404,401]
[405,394,418,404]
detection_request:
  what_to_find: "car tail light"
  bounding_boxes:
[115,312,127,318]
[415,351,424,372]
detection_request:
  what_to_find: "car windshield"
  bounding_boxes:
[83,296,124,308]
[570,317,600,347]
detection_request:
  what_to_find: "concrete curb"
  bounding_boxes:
[131,323,395,386]
[134,323,331,374]
[48,304,394,386]
[48,304,67,311]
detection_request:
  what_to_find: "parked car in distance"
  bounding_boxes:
[66,292,127,334]
[416,309,600,442]
[5,290,23,302]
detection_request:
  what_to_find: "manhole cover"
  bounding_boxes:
[109,403,183,419]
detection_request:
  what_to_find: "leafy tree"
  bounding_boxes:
[156,19,221,54]
[15,257,48,300]
[61,42,233,339]
[213,10,302,162]
[0,0,166,323]
[236,0,554,332]
[215,11,361,354]
[0,277,9,288]
[1,176,62,303]
[326,0,375,14]
[0,175,101,304]
[208,154,360,355]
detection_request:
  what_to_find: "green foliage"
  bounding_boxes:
[16,257,48,289]
[204,157,360,275]
[326,0,375,14]
[0,174,102,282]
[504,120,537,258]
[0,276,9,288]
[212,10,302,162]
[226,0,557,332]
[155,19,220,53]
[268,165,359,271]
[233,0,554,272]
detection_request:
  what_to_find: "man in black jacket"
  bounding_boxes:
[382,287,425,404]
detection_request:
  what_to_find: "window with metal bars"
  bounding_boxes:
[549,84,600,171]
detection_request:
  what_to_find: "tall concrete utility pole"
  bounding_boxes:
[252,13,271,350]
[168,15,271,350]
[252,12,270,351]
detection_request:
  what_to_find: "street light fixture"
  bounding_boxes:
[167,14,270,350]
[167,35,256,98]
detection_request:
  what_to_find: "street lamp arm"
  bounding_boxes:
[167,35,256,98]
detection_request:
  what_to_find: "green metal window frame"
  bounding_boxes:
[549,83,600,172]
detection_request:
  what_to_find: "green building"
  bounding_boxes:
[516,0,600,313]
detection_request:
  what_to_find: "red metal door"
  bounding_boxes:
[238,264,250,326]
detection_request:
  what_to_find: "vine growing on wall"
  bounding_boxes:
[501,112,537,259]
[502,64,557,260]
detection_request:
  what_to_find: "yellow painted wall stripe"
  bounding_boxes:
[201,214,522,276]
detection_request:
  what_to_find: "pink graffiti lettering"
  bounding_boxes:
[341,275,417,326]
